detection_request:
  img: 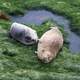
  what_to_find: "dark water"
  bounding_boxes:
[10,10,80,53]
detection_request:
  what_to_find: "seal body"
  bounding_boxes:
[9,22,38,45]
[37,27,63,63]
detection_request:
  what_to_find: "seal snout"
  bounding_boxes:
[39,51,52,63]
[42,56,50,63]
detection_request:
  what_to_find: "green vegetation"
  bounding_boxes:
[0,0,80,80]
[0,0,80,35]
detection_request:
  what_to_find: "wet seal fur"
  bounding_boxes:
[9,22,38,45]
[36,27,63,63]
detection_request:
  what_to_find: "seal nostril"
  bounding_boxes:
[32,39,35,41]
[32,39,36,42]
[25,36,32,42]
[25,36,31,40]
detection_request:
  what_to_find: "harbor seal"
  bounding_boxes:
[9,22,38,45]
[36,27,63,63]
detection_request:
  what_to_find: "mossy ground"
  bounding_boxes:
[1,0,80,35]
[0,0,80,80]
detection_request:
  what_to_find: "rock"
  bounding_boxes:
[9,22,38,45]
[0,11,9,20]
[36,27,63,63]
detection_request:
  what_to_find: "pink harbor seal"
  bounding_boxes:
[9,22,38,45]
[36,27,63,63]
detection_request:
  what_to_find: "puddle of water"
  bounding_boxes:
[10,10,80,53]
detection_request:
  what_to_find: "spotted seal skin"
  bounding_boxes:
[9,22,38,45]
[36,27,63,63]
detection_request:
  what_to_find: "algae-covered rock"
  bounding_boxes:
[0,0,80,79]
[0,20,80,80]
